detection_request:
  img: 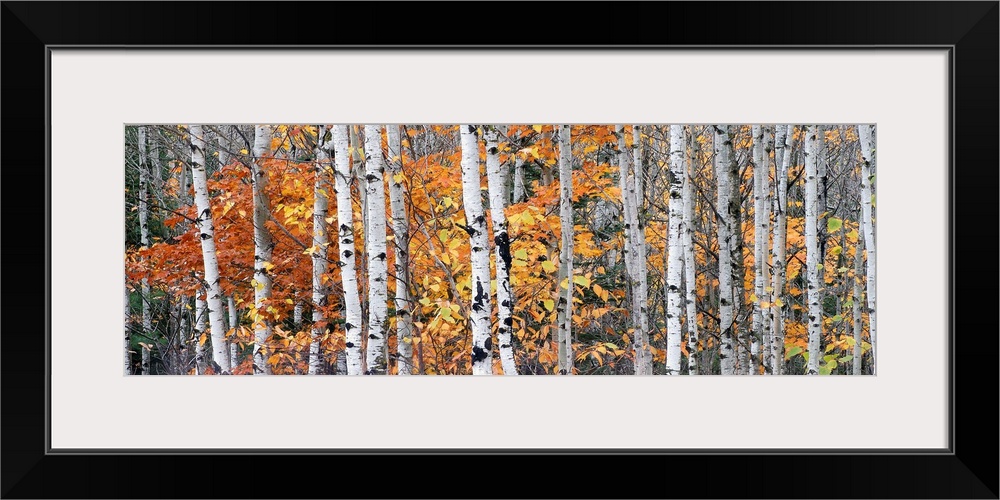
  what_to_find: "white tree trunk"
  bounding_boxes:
[852,226,864,375]
[137,127,154,363]
[188,124,231,373]
[666,125,685,375]
[125,285,131,375]
[770,125,793,375]
[713,125,738,375]
[228,296,239,369]
[251,125,274,375]
[460,125,494,375]
[683,126,700,375]
[633,127,651,372]
[386,125,415,375]
[485,126,518,375]
[752,125,773,374]
[512,155,527,203]
[804,125,823,375]
[857,124,877,370]
[617,125,652,375]
[194,292,208,374]
[363,125,389,375]
[556,125,574,375]
[309,131,333,376]
[333,125,364,375]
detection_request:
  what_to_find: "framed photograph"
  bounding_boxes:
[3,2,995,498]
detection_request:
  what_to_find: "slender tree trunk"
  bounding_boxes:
[852,223,865,375]
[228,296,239,370]
[633,127,651,373]
[485,125,518,375]
[804,125,823,375]
[309,130,333,375]
[194,292,208,374]
[125,285,132,375]
[187,124,231,373]
[666,125,685,375]
[770,125,793,375]
[333,125,364,375]
[556,125,574,375]
[460,125,494,375]
[857,124,877,371]
[363,125,389,375]
[683,126,700,375]
[727,129,746,374]
[386,125,415,375]
[616,125,652,375]
[512,156,527,203]
[713,125,738,375]
[251,125,274,375]
[752,125,774,374]
[137,127,155,364]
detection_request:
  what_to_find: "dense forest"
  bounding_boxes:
[124,124,875,375]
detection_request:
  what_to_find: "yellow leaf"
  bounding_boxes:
[325,216,336,224]
[238,209,247,218]
[573,275,590,288]
[514,249,528,260]
[512,259,527,267]
[622,333,630,344]
[541,260,556,273]
[393,172,405,184]
[775,298,785,307]
[262,261,275,272]
[542,299,554,312]
[285,299,294,305]
[198,333,208,346]
[532,125,543,133]
[222,201,235,217]
[240,148,249,155]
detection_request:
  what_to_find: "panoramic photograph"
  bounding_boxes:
[125,124,876,376]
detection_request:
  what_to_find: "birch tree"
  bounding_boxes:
[458,125,493,374]
[665,125,685,375]
[228,296,239,369]
[137,126,154,375]
[363,125,389,375]
[308,129,333,375]
[857,124,876,369]
[752,125,773,374]
[187,124,231,373]
[556,125,574,375]
[512,155,527,203]
[386,125,415,375]
[194,292,208,374]
[333,125,364,375]
[852,224,865,374]
[683,126,700,374]
[713,125,738,375]
[617,125,652,375]
[251,125,274,375]
[485,125,517,375]
[770,125,793,375]
[804,125,823,375]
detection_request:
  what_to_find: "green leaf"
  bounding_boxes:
[819,366,832,375]
[785,345,804,360]
[541,260,556,273]
[839,355,854,363]
[827,217,843,232]
[832,314,843,323]
[514,248,528,260]
[542,299,554,312]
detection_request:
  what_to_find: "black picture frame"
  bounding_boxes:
[2,2,996,498]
